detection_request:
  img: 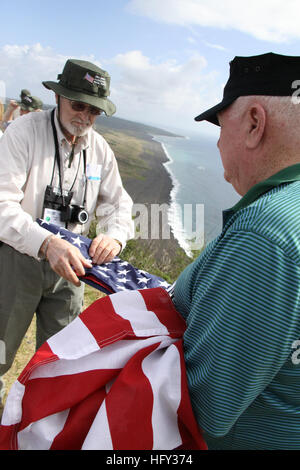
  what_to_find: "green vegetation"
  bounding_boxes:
[121,238,200,284]
[94,127,149,180]
[84,284,106,307]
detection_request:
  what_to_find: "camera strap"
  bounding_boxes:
[50,109,87,208]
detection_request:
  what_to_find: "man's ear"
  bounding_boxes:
[245,103,266,149]
[55,93,59,105]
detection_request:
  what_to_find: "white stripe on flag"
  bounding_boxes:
[30,337,171,379]
[47,317,99,359]
[1,381,25,426]
[142,343,182,450]
[110,290,169,337]
[81,401,113,450]
[17,409,70,450]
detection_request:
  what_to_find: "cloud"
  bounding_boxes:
[187,36,197,44]
[127,0,300,43]
[203,41,227,51]
[109,50,221,130]
[0,42,221,134]
[0,43,101,103]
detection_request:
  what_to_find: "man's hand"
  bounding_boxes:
[8,100,19,110]
[89,234,122,265]
[40,235,92,286]
[1,100,20,128]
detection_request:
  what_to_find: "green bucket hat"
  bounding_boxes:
[20,89,31,100]
[20,95,43,111]
[42,59,116,116]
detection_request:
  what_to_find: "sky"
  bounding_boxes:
[1,0,300,138]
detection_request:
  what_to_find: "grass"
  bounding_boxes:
[94,128,149,180]
[121,238,198,284]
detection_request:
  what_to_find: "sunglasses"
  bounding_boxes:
[69,100,103,116]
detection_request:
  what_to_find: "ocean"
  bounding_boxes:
[152,132,239,256]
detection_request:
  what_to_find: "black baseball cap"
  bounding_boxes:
[195,52,300,126]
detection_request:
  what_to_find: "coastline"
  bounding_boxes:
[152,137,194,257]
[121,134,190,267]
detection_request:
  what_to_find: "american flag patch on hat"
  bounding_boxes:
[84,72,95,84]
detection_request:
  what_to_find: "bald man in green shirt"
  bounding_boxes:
[173,53,300,450]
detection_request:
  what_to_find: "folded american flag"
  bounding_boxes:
[37,219,172,295]
[0,288,206,450]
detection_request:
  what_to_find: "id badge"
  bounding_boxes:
[86,164,102,181]
[43,207,66,228]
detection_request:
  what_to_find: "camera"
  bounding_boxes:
[60,204,89,224]
[42,185,89,226]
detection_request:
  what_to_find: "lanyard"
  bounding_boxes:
[50,109,87,207]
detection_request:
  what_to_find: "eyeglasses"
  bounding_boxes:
[69,100,103,116]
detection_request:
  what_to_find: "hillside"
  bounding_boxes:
[95,114,182,138]
[94,115,176,199]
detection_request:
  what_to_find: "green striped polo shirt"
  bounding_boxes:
[173,164,300,450]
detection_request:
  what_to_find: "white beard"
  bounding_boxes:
[62,119,92,137]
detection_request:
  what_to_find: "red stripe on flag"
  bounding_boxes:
[139,288,186,338]
[82,275,114,293]
[0,424,18,450]
[50,387,107,450]
[19,369,119,432]
[18,342,58,384]
[79,295,135,347]
[106,343,159,450]
[173,341,207,450]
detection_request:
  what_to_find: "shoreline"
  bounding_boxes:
[151,135,194,258]
[122,134,191,267]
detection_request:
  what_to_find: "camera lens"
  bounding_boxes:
[77,209,89,224]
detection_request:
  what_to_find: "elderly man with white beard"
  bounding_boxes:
[0,59,134,415]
